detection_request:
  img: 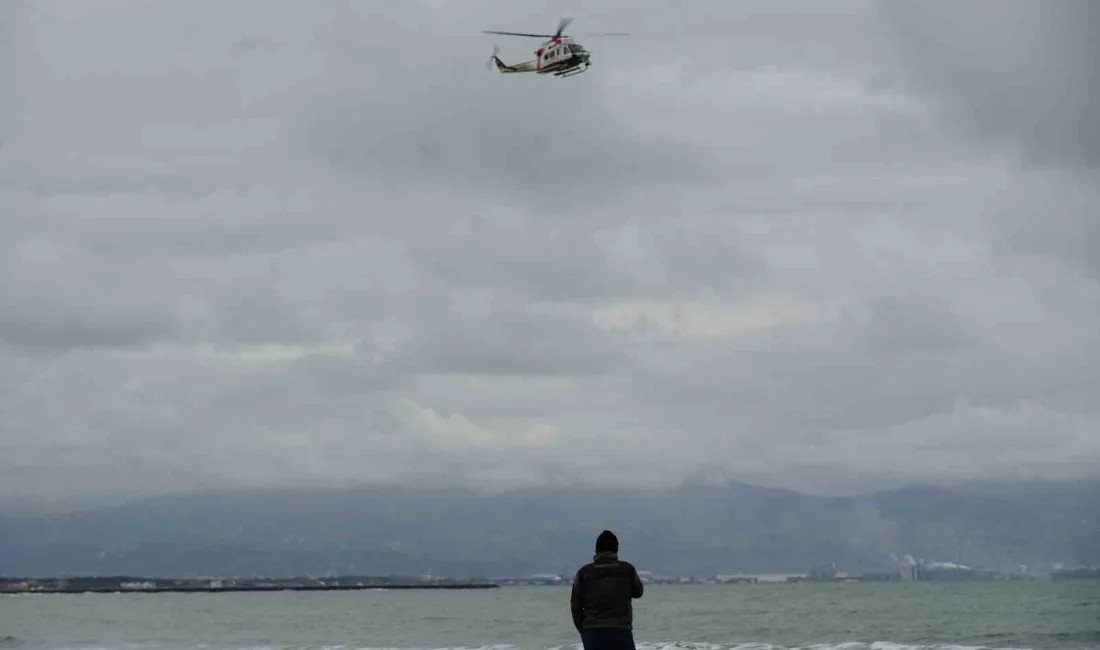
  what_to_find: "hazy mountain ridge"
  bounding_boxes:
[1,480,1096,578]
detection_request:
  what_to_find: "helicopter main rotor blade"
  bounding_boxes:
[553,17,574,38]
[482,18,623,40]
[481,30,554,38]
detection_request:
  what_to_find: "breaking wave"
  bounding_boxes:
[23,642,1096,650]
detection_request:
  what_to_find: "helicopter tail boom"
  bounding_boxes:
[492,55,523,73]
[487,45,537,73]
[495,58,539,73]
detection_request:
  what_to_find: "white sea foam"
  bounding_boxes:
[39,643,1051,650]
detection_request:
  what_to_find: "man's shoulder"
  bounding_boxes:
[609,557,637,569]
[580,558,637,574]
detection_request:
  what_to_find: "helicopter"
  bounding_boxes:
[482,17,629,78]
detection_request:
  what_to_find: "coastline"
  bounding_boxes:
[7,583,498,595]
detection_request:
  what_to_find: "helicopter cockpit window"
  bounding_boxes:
[569,44,585,53]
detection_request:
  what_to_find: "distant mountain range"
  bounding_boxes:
[1,479,1097,578]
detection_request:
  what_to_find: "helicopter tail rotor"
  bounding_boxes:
[486,43,501,70]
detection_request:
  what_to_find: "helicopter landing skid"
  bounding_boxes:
[555,64,589,78]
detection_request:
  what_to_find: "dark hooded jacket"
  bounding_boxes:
[570,551,645,632]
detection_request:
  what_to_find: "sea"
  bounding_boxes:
[2,582,1098,650]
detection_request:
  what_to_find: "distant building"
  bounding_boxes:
[912,561,1001,581]
[715,575,759,584]
[1051,567,1100,581]
[120,581,156,590]
[809,564,838,581]
[486,575,562,586]
[854,571,901,582]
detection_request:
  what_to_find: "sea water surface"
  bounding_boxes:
[2,582,1098,650]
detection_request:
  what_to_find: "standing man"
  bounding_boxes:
[570,530,645,650]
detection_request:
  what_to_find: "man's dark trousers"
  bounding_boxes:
[581,628,636,650]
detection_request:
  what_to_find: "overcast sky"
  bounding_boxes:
[2,0,1098,507]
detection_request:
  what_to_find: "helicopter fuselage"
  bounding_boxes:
[491,36,591,77]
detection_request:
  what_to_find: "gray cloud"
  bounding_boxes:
[421,308,627,376]
[0,224,181,350]
[302,77,714,207]
[877,0,1100,168]
[0,311,173,351]
[1,0,1099,507]
[0,3,19,158]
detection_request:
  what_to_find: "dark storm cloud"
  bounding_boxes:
[877,0,1100,168]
